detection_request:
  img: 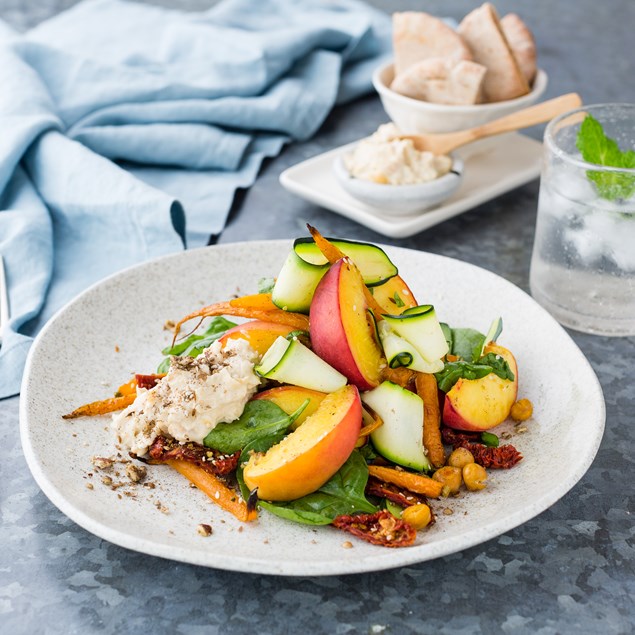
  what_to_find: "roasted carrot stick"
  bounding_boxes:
[381,366,417,390]
[368,465,443,498]
[63,374,165,419]
[166,460,258,522]
[116,378,137,397]
[306,224,348,263]
[415,372,445,469]
[62,394,137,419]
[173,301,309,344]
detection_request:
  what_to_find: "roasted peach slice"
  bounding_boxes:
[218,320,297,357]
[443,343,519,431]
[371,274,418,315]
[253,386,327,430]
[309,259,383,391]
[242,385,362,501]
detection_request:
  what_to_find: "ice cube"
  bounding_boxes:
[564,224,602,264]
[539,185,576,221]
[550,168,597,204]
[566,211,635,271]
[586,212,635,272]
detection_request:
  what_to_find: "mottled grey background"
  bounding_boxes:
[1,1,634,634]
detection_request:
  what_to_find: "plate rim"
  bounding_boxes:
[19,240,606,576]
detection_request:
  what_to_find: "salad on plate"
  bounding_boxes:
[64,227,531,548]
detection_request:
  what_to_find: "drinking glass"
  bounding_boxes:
[529,104,635,336]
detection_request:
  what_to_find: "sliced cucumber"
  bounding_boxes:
[378,321,444,373]
[294,237,398,287]
[362,381,431,472]
[272,238,398,313]
[255,336,347,393]
[382,305,449,364]
[271,251,328,313]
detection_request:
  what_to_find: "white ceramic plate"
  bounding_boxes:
[280,133,542,238]
[20,241,605,576]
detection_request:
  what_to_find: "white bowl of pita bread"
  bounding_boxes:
[374,64,547,135]
[374,4,548,135]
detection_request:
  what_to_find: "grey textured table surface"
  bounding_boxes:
[2,1,634,634]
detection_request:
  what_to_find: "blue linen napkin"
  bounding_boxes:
[0,0,392,398]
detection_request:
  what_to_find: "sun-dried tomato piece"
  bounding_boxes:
[332,510,417,547]
[441,427,522,469]
[135,373,165,390]
[148,435,240,475]
[468,444,523,469]
[366,477,428,508]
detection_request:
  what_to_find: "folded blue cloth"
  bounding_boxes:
[0,0,391,398]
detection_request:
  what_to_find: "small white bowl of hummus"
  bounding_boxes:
[334,124,463,215]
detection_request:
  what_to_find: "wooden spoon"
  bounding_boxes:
[398,93,583,155]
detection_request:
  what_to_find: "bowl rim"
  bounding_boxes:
[333,153,464,199]
[372,61,548,114]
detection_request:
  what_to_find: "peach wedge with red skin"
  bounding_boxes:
[252,385,327,430]
[443,343,519,431]
[309,259,383,391]
[371,274,418,315]
[243,385,362,501]
[218,320,297,357]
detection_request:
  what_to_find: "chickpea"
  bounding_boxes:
[510,398,533,422]
[463,463,487,491]
[447,447,475,469]
[432,466,462,497]
[402,504,432,530]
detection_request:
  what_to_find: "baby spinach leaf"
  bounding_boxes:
[203,399,308,454]
[157,357,172,374]
[157,316,236,373]
[478,353,515,381]
[235,432,287,500]
[435,353,514,393]
[449,328,486,363]
[440,322,453,351]
[358,442,378,464]
[235,436,377,526]
[258,451,377,525]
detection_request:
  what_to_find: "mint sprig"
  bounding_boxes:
[575,114,635,201]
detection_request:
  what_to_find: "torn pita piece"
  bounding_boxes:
[458,3,530,102]
[500,13,537,85]
[391,58,487,105]
[393,11,472,76]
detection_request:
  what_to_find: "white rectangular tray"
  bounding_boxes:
[280,133,542,238]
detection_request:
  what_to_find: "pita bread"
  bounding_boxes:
[391,58,487,105]
[458,3,530,102]
[393,12,472,76]
[501,13,537,85]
